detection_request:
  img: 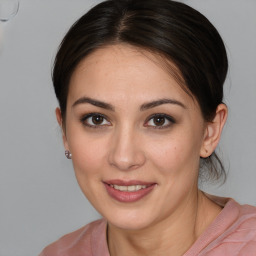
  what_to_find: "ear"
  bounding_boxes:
[200,104,228,158]
[55,108,69,151]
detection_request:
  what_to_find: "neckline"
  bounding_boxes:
[183,197,240,255]
[91,196,240,256]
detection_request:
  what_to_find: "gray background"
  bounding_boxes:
[0,0,255,255]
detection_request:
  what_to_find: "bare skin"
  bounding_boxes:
[56,44,227,256]
[108,191,222,256]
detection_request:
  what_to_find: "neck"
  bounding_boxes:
[107,190,221,256]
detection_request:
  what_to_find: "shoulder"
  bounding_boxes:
[222,202,256,253]
[223,200,256,240]
[39,219,108,256]
[203,199,256,255]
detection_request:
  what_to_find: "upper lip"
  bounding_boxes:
[104,179,156,186]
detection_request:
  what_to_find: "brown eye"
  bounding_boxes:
[145,114,175,129]
[153,116,165,126]
[92,115,104,125]
[81,113,111,127]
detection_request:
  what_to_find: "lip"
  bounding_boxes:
[103,179,156,203]
[104,179,154,186]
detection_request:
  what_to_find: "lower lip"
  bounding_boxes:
[103,183,156,203]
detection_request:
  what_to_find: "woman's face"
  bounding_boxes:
[61,44,208,230]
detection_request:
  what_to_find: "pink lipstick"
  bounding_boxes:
[103,180,156,203]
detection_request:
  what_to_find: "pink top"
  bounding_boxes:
[39,196,256,255]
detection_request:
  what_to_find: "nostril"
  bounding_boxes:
[108,129,146,170]
[109,159,140,171]
[108,151,146,171]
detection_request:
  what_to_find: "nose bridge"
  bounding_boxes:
[108,122,145,171]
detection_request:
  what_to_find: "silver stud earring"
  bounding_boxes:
[65,150,72,159]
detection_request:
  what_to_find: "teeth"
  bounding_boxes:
[127,185,135,191]
[111,184,147,192]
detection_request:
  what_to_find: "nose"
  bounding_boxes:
[108,125,146,171]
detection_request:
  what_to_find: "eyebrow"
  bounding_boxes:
[72,97,115,111]
[140,98,186,111]
[72,97,186,111]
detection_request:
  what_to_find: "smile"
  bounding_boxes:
[104,180,156,203]
[109,184,148,192]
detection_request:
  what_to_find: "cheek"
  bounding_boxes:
[68,134,109,203]
[146,132,202,176]
[67,129,109,180]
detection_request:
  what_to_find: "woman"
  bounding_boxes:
[40,0,256,255]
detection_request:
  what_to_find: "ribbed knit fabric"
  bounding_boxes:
[39,196,256,256]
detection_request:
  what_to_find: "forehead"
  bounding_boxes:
[68,44,197,109]
[73,44,183,83]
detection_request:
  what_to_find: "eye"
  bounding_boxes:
[80,113,111,128]
[145,114,175,129]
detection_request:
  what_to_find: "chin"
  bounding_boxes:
[103,208,157,231]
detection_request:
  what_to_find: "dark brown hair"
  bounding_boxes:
[53,0,228,181]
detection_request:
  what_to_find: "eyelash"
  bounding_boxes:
[80,113,176,129]
[80,113,111,128]
[145,113,176,129]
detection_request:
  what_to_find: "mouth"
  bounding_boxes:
[103,180,156,203]
[109,184,149,192]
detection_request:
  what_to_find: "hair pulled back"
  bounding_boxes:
[53,0,228,182]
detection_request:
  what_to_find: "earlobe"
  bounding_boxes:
[55,108,69,151]
[200,104,228,158]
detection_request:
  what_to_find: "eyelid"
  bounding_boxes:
[79,112,175,129]
[144,113,176,128]
[80,112,111,128]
